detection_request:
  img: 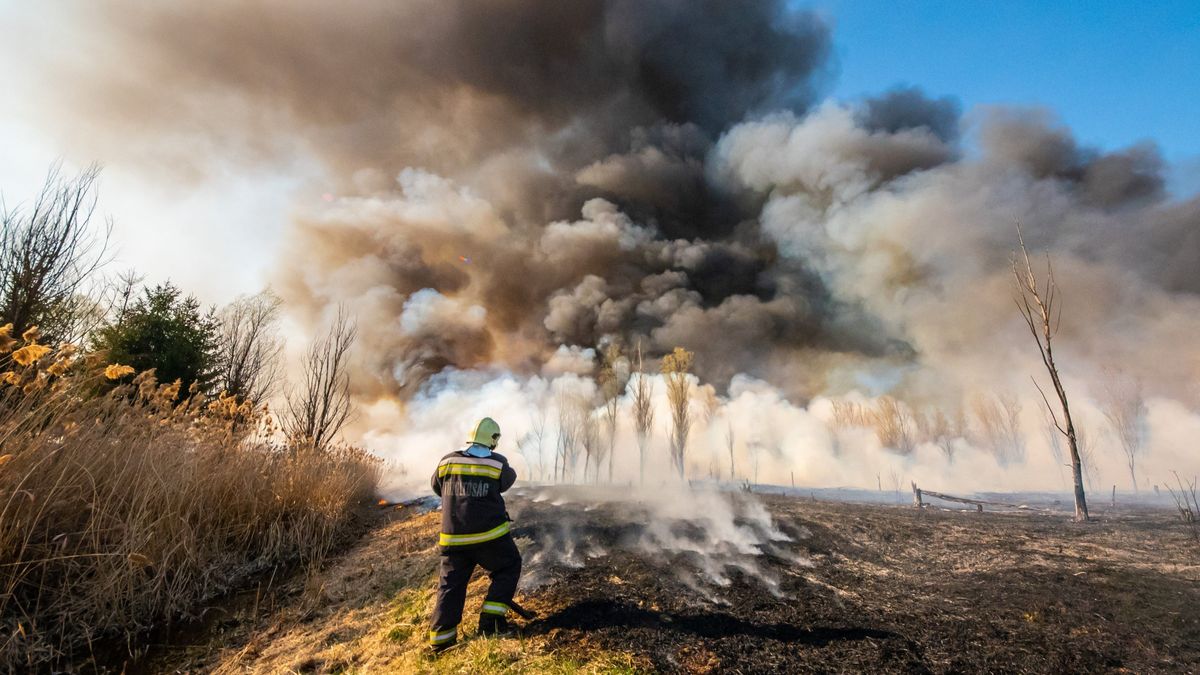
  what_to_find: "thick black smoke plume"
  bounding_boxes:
[23,0,1200,417]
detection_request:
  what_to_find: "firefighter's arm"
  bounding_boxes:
[430,466,442,497]
[499,462,516,493]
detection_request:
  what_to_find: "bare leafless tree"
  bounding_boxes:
[519,408,549,481]
[70,268,145,347]
[872,396,915,454]
[283,306,357,451]
[1165,471,1199,541]
[579,406,600,483]
[598,341,625,483]
[661,346,693,480]
[1013,225,1088,521]
[0,164,112,344]
[631,342,655,484]
[915,407,961,462]
[109,269,143,328]
[970,393,1025,464]
[54,291,109,347]
[830,399,871,429]
[217,290,283,405]
[555,390,584,482]
[1100,370,1147,493]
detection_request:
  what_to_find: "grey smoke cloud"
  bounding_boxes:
[860,86,962,142]
[17,0,1200,458]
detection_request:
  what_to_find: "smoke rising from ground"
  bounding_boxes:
[16,1,1200,491]
[511,485,799,600]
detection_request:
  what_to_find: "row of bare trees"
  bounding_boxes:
[516,341,697,484]
[831,385,1139,497]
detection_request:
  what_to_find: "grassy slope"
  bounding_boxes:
[158,510,645,674]
[149,493,1200,673]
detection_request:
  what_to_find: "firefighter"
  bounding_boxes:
[428,417,521,652]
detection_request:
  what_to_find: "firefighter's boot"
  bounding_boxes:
[478,613,514,638]
[428,627,458,653]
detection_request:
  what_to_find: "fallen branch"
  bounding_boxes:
[911,482,1024,512]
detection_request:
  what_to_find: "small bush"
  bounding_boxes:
[0,324,381,669]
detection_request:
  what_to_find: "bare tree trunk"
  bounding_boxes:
[530,409,547,481]
[598,341,624,484]
[580,405,599,484]
[1013,225,1088,521]
[1100,370,1145,493]
[661,347,693,480]
[631,342,654,485]
[556,390,584,483]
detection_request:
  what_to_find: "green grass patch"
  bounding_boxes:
[404,636,646,674]
[387,586,433,643]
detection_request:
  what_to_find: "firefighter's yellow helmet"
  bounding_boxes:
[468,417,502,448]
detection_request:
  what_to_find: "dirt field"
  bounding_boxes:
[515,489,1200,673]
[132,488,1199,674]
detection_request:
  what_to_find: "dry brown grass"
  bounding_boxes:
[0,326,381,669]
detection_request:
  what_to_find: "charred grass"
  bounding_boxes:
[142,491,1197,674]
[515,494,1199,674]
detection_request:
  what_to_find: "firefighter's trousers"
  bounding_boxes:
[429,534,522,645]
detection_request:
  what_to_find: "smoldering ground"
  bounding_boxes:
[505,494,1200,673]
[11,0,1200,492]
[508,484,799,602]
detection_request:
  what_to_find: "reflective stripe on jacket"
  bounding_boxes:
[431,445,516,551]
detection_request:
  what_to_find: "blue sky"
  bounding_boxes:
[817,0,1200,163]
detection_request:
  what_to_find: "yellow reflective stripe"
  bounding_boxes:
[482,601,508,615]
[429,628,456,644]
[439,455,503,469]
[438,464,502,479]
[438,463,503,474]
[436,466,501,475]
[439,521,510,547]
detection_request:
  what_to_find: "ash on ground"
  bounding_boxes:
[509,487,1199,674]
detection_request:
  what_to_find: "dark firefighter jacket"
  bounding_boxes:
[430,444,517,551]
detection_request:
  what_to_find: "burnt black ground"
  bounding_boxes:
[509,489,1200,674]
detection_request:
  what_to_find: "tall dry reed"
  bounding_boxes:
[0,324,381,669]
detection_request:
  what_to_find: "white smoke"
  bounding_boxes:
[368,364,1200,501]
[510,484,800,600]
